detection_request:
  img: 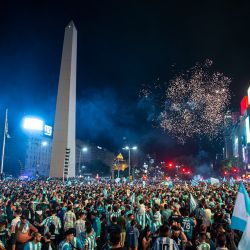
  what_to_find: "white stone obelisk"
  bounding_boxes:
[50,21,77,178]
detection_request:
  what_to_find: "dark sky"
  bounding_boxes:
[1,1,250,172]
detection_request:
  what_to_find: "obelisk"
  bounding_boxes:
[50,21,77,178]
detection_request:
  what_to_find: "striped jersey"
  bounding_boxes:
[24,241,42,250]
[85,231,96,250]
[136,212,146,230]
[64,211,76,230]
[152,237,179,250]
[41,215,62,234]
[74,219,86,237]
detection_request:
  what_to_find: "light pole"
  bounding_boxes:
[123,146,137,179]
[78,147,87,176]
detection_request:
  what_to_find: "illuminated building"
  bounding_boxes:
[23,117,53,177]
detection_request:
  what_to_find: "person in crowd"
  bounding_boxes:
[13,215,38,250]
[196,233,210,250]
[84,221,96,250]
[23,232,42,250]
[117,211,126,248]
[126,220,139,250]
[109,232,123,250]
[74,211,87,237]
[59,229,75,250]
[64,206,76,232]
[152,225,179,250]
[215,234,228,250]
[138,226,151,250]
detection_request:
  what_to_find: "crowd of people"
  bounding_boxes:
[0,178,245,250]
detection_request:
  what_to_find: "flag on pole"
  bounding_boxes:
[231,182,250,232]
[190,194,198,213]
[5,109,10,139]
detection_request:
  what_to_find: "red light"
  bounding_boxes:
[232,167,238,173]
[187,171,191,174]
[181,168,186,173]
[224,171,228,175]
[241,96,249,115]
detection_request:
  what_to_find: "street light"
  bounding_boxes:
[78,147,88,175]
[122,146,137,178]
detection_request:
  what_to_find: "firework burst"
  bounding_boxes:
[142,60,231,143]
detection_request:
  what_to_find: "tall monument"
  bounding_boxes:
[50,21,77,178]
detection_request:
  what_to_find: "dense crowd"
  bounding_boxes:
[0,179,245,250]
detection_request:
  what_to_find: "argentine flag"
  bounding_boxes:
[231,182,250,232]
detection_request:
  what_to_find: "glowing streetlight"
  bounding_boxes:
[122,146,137,178]
[78,146,88,175]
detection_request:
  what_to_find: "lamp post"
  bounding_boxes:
[122,146,137,179]
[78,147,87,175]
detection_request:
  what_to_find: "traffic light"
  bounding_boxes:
[64,148,70,176]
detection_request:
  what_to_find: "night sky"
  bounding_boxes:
[1,1,250,173]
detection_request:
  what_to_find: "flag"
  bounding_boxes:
[210,177,220,185]
[5,109,10,139]
[191,179,199,186]
[230,177,235,187]
[168,181,173,189]
[190,194,198,213]
[231,182,250,232]
[238,216,250,250]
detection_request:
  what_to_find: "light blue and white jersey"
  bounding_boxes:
[152,237,179,250]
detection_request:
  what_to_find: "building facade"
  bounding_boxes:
[223,86,250,173]
[24,131,52,178]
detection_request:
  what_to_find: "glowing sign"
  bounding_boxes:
[246,117,250,144]
[23,118,44,131]
[44,125,52,136]
[241,96,249,115]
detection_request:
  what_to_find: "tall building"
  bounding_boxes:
[22,117,53,177]
[50,21,77,178]
[24,134,52,177]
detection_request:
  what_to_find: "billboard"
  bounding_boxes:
[23,118,44,131]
